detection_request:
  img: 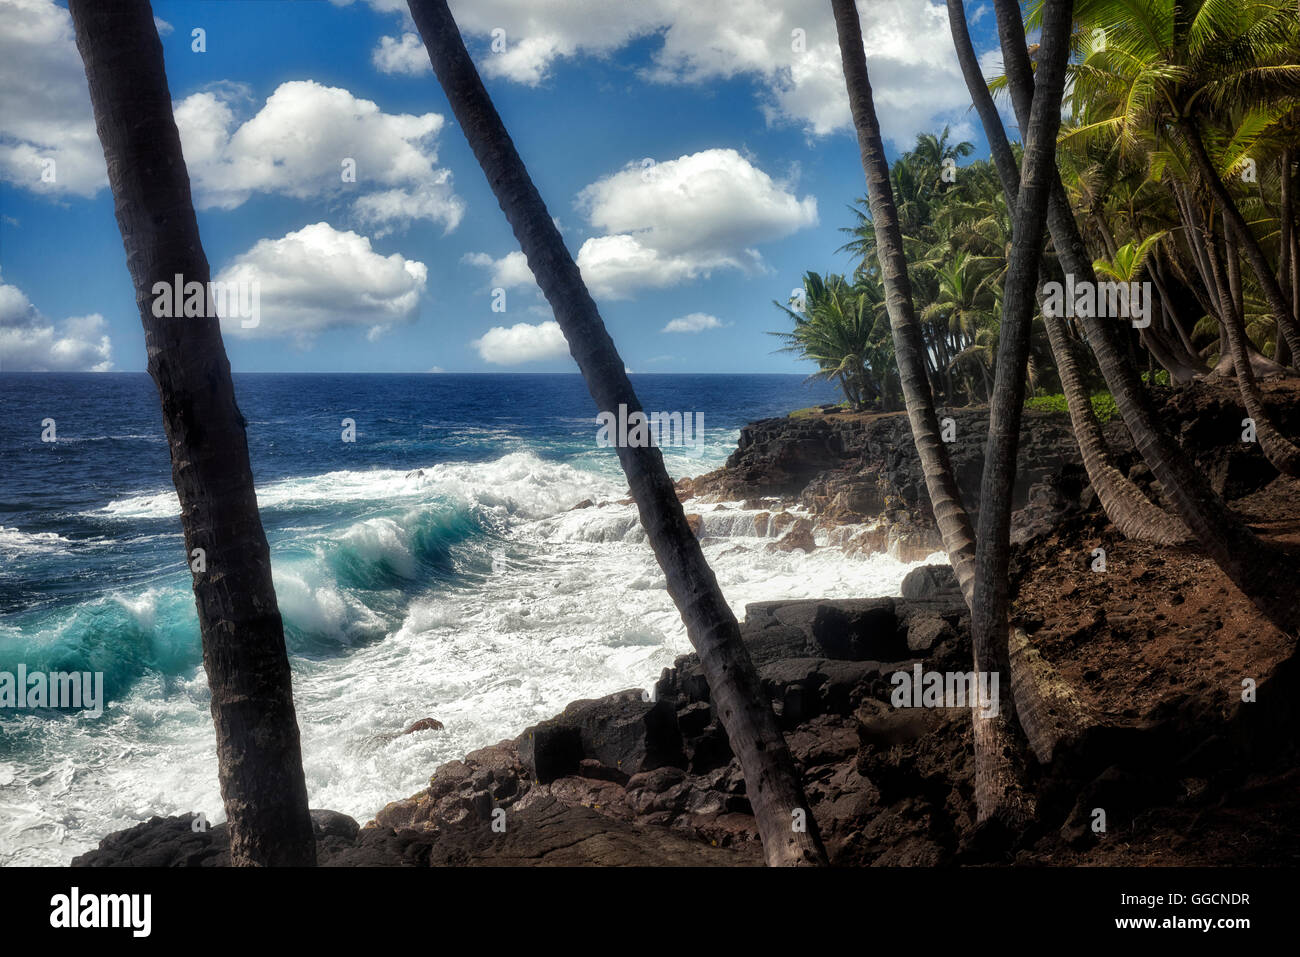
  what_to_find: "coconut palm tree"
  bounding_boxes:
[404,0,826,866]
[68,0,315,866]
[1057,0,1300,362]
[921,252,1000,402]
[950,0,1190,550]
[993,0,1300,636]
[840,140,1020,406]
[964,0,1077,827]
[771,272,897,410]
[832,0,1076,825]
[829,0,977,606]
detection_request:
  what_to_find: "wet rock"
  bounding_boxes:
[769,517,815,552]
[311,809,360,841]
[906,615,954,654]
[518,690,684,784]
[403,717,444,734]
[689,408,1088,550]
[72,813,228,867]
[900,564,961,601]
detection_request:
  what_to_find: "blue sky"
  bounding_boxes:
[0,0,1007,374]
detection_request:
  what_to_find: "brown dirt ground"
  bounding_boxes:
[1008,474,1300,865]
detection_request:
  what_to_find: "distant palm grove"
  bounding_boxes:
[779,0,1299,416]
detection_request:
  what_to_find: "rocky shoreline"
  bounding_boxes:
[75,580,972,867]
[74,377,1300,866]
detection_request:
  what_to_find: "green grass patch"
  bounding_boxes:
[788,403,849,419]
[1024,392,1118,424]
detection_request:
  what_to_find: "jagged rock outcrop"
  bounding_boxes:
[681,380,1299,559]
[683,408,1089,558]
[75,596,974,867]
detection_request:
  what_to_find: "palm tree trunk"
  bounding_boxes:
[1212,211,1300,475]
[1224,212,1246,331]
[404,0,825,866]
[992,0,1300,637]
[947,0,1187,550]
[1171,181,1227,328]
[1185,188,1299,467]
[1291,225,1300,367]
[966,0,1075,825]
[925,0,1090,768]
[69,0,316,866]
[1139,319,1203,384]
[1178,115,1300,365]
[1093,211,1120,260]
[1048,316,1192,541]
[1149,248,1206,375]
[1277,148,1294,367]
[835,0,1056,825]
[1167,180,1281,386]
[830,0,976,598]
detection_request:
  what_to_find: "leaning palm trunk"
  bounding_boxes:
[948,0,1188,549]
[405,0,825,866]
[829,0,976,601]
[1280,147,1294,367]
[966,0,1075,826]
[69,0,316,865]
[834,0,1044,824]
[992,0,1300,637]
[1175,172,1300,474]
[1213,212,1300,475]
[1177,115,1300,366]
[1043,315,1192,542]
[935,0,1104,767]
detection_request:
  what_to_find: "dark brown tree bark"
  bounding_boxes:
[835,0,1074,822]
[947,0,1188,548]
[405,0,825,866]
[1280,147,1294,368]
[830,0,976,603]
[69,0,316,865]
[966,0,1074,825]
[1178,115,1300,365]
[992,0,1300,637]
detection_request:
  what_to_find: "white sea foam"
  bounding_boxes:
[0,527,73,555]
[90,452,621,521]
[5,451,947,865]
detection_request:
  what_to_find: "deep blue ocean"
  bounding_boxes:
[0,372,938,864]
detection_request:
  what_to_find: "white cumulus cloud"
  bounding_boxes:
[173,80,464,233]
[662,312,724,334]
[472,320,570,365]
[372,33,432,75]
[0,0,107,197]
[0,275,113,371]
[461,250,538,291]
[363,0,978,144]
[214,222,428,344]
[574,148,817,298]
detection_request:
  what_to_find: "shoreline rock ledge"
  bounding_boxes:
[75,571,975,867]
